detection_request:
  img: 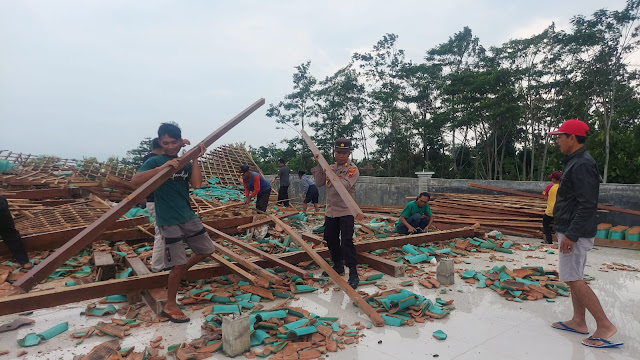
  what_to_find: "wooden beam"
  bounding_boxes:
[356,252,405,277]
[267,214,385,327]
[236,211,299,231]
[202,216,253,230]
[0,226,473,316]
[1,187,78,199]
[594,238,640,250]
[125,257,167,315]
[204,225,307,277]
[0,216,150,254]
[467,183,542,198]
[210,253,259,285]
[300,129,364,221]
[301,232,325,245]
[93,251,116,280]
[204,228,282,285]
[14,98,265,292]
[468,182,640,217]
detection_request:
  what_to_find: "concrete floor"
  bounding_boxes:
[1,237,638,360]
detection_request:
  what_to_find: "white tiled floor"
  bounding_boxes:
[1,237,638,359]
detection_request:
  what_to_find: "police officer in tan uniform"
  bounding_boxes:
[312,138,360,289]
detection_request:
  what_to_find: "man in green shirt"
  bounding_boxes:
[395,192,434,235]
[132,122,214,324]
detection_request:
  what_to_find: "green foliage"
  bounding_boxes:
[260,0,640,184]
[125,137,154,168]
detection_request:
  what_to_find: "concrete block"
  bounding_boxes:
[436,258,455,285]
[222,313,250,357]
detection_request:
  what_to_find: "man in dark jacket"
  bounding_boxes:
[549,119,620,348]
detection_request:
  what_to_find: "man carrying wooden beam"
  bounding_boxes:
[312,138,360,289]
[131,122,214,323]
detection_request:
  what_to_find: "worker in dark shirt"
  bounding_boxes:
[143,138,167,272]
[0,195,32,269]
[549,119,621,348]
[275,159,290,207]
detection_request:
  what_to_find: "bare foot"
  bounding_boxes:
[583,324,617,346]
[552,320,588,334]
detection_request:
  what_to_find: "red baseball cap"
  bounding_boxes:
[548,171,562,180]
[549,119,589,136]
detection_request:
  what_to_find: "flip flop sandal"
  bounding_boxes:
[551,321,589,335]
[160,310,190,323]
[582,336,623,348]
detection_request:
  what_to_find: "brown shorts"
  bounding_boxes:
[159,217,215,267]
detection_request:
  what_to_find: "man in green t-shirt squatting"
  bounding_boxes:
[132,122,214,324]
[395,192,434,235]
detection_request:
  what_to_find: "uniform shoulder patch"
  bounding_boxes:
[347,167,357,178]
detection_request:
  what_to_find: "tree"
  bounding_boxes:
[567,0,640,182]
[426,26,486,178]
[125,137,154,168]
[266,61,317,130]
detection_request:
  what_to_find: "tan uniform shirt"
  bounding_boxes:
[312,161,359,218]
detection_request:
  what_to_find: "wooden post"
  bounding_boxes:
[93,251,116,281]
[356,252,405,278]
[267,214,385,327]
[125,257,167,315]
[14,98,265,292]
[300,130,364,221]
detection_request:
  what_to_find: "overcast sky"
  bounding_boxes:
[0,0,628,161]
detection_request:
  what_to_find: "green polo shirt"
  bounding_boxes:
[139,155,197,226]
[394,200,432,227]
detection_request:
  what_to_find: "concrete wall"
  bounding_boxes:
[267,175,640,226]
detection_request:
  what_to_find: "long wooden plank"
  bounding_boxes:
[594,238,640,250]
[468,182,640,216]
[210,253,261,286]
[268,214,384,327]
[300,129,364,221]
[204,225,307,277]
[14,98,265,292]
[1,188,76,199]
[356,252,405,278]
[236,211,299,230]
[0,217,149,254]
[0,226,473,315]
[301,232,325,245]
[205,229,282,285]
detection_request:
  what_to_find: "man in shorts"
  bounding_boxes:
[549,119,620,348]
[132,122,214,323]
[298,170,319,213]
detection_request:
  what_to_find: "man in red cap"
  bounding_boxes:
[541,170,561,244]
[549,119,622,348]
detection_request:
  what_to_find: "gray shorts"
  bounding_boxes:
[557,233,594,282]
[158,217,215,267]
